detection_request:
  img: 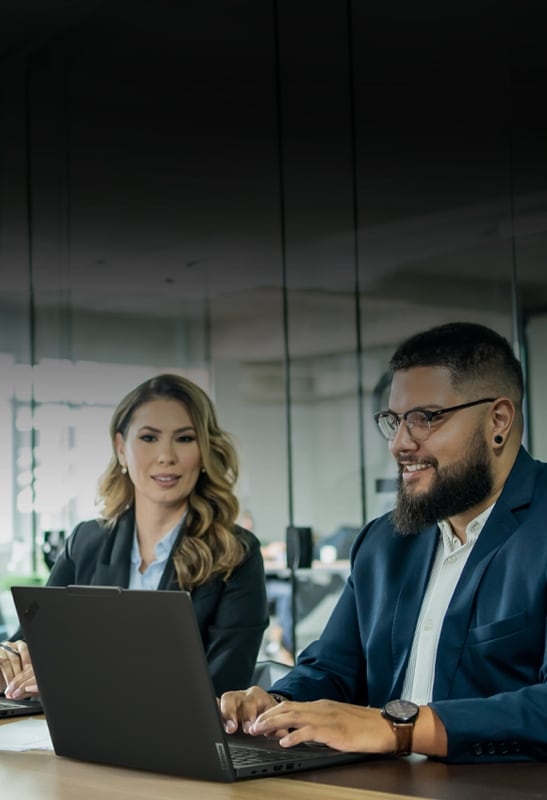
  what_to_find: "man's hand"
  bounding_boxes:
[0,640,38,699]
[248,698,396,753]
[246,698,447,757]
[219,686,280,734]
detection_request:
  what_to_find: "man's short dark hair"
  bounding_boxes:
[389,322,524,404]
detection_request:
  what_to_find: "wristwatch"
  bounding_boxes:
[381,699,420,756]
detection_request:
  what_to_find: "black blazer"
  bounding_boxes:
[24,509,268,695]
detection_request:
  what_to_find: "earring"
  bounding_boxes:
[494,435,503,445]
[120,465,128,474]
[201,467,206,474]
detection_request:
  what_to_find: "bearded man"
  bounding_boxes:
[220,321,547,763]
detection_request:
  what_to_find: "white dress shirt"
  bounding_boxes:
[401,504,494,705]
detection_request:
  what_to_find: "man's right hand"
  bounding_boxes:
[219,686,279,734]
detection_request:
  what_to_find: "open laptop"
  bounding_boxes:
[11,585,374,781]
[0,695,42,718]
[0,642,43,718]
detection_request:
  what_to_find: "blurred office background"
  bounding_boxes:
[1,0,546,651]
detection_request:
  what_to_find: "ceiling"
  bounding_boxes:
[1,0,546,358]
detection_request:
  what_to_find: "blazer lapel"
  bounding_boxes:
[91,510,135,587]
[157,524,185,590]
[389,524,439,696]
[433,447,536,698]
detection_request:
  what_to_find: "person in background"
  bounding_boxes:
[238,509,294,666]
[0,374,268,697]
[220,322,547,763]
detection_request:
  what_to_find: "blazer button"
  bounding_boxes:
[472,743,483,756]
[510,741,521,754]
[499,742,509,755]
[486,742,496,755]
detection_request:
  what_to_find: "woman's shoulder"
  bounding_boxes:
[66,517,113,558]
[232,524,260,547]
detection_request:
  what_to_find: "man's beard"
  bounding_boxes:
[390,432,493,535]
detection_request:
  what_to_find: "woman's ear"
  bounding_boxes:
[114,431,125,462]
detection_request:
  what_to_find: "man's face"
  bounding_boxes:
[387,366,494,534]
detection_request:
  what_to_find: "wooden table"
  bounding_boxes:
[2,718,546,799]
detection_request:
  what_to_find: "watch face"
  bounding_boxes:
[383,699,419,723]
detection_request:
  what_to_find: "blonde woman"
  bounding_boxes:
[2,374,268,698]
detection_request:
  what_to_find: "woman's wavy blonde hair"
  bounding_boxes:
[96,373,246,590]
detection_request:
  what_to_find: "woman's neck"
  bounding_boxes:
[134,500,186,546]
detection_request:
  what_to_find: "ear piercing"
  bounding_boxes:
[494,435,503,445]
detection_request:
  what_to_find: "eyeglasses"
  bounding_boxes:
[374,398,496,442]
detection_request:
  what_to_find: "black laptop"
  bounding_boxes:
[11,585,373,781]
[0,695,42,718]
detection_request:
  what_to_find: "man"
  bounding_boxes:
[220,321,547,763]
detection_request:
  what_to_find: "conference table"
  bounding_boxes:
[2,717,547,800]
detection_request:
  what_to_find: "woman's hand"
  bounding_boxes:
[0,640,39,698]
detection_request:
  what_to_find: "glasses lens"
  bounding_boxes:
[406,411,430,441]
[376,413,399,439]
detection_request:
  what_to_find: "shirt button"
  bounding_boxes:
[423,618,433,631]
[447,555,457,563]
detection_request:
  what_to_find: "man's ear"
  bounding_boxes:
[491,397,515,445]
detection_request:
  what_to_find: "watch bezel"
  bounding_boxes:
[382,699,420,724]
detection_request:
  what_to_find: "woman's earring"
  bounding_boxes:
[120,465,128,474]
[201,467,206,474]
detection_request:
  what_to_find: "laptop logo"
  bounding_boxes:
[215,742,231,774]
[23,600,40,622]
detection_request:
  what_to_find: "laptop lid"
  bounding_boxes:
[11,585,371,781]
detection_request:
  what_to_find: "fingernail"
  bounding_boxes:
[224,719,237,733]
[243,721,252,734]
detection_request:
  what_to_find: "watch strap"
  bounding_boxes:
[388,720,414,756]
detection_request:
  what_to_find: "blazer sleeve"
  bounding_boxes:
[269,526,370,705]
[196,530,268,696]
[431,673,547,763]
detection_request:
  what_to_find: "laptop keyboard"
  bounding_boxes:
[229,740,332,767]
[0,698,32,709]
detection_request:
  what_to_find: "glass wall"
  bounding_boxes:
[2,0,547,650]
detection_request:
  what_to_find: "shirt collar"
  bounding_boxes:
[130,514,186,566]
[438,502,495,554]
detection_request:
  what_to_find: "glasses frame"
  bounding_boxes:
[374,397,497,441]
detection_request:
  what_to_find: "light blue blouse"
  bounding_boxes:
[128,516,185,590]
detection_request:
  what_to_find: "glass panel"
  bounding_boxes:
[2,0,546,663]
[351,4,519,522]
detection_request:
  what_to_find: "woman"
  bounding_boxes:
[1,374,268,697]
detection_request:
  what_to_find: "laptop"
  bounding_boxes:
[11,585,374,781]
[0,695,42,718]
[0,641,43,717]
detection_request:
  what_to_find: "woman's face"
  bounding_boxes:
[115,398,202,514]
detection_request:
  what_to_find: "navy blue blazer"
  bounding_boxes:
[271,447,547,763]
[31,509,268,695]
